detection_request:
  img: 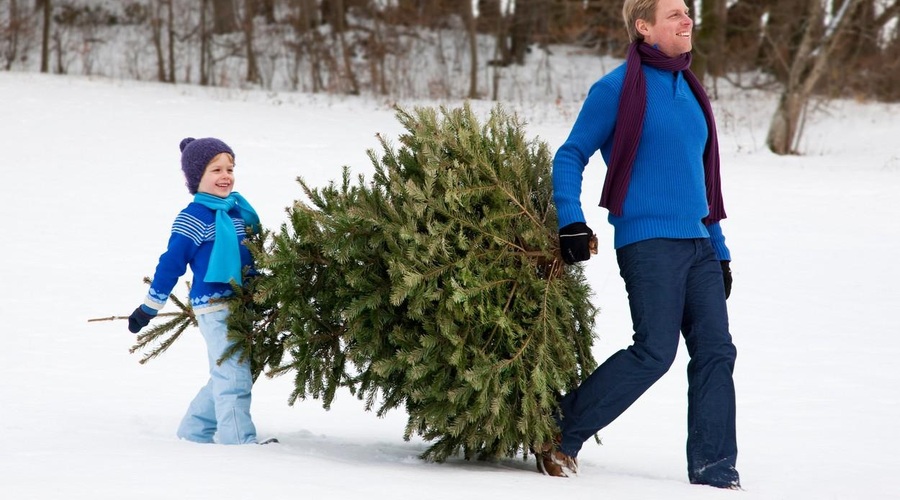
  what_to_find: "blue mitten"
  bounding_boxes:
[128,305,158,333]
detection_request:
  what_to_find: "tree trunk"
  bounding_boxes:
[151,0,167,82]
[695,0,727,81]
[3,0,18,70]
[725,0,768,71]
[290,0,324,93]
[462,0,478,98]
[582,0,628,54]
[368,6,387,95]
[211,0,238,34]
[243,0,260,85]
[766,0,864,154]
[40,0,50,73]
[325,0,359,94]
[758,0,810,82]
[766,91,805,154]
[509,0,536,65]
[477,0,501,32]
[200,0,211,85]
[826,0,878,95]
[253,0,276,23]
[167,0,175,83]
[885,25,900,101]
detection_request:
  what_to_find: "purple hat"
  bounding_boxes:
[180,137,235,194]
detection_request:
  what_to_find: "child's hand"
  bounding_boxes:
[128,305,158,333]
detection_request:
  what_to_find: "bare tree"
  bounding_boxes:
[241,0,260,85]
[759,0,812,83]
[766,0,864,154]
[827,0,889,97]
[2,0,20,70]
[461,0,478,98]
[211,0,237,33]
[5,0,896,105]
[871,0,900,100]
[724,0,768,71]
[508,0,536,65]
[365,2,388,95]
[693,0,727,84]
[287,0,325,92]
[323,0,359,94]
[253,0,275,24]
[200,0,211,85]
[579,0,629,53]
[167,0,175,83]
[150,0,168,82]
[477,0,502,32]
[38,0,50,72]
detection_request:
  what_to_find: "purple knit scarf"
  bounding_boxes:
[599,41,726,224]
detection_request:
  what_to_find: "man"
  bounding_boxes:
[542,0,740,489]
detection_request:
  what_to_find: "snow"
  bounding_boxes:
[1,68,899,500]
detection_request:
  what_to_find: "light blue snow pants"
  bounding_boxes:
[176,308,257,444]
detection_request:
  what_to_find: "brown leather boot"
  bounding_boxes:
[534,440,578,477]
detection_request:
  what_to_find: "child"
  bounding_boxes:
[128,137,262,445]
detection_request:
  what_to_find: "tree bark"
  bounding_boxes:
[243,0,261,85]
[211,0,238,34]
[477,0,502,32]
[39,0,50,73]
[3,0,17,70]
[325,0,359,94]
[462,0,478,98]
[695,0,727,80]
[253,0,276,23]
[167,0,175,83]
[509,0,536,65]
[151,0,167,82]
[759,0,811,82]
[200,0,211,85]
[766,0,863,154]
[725,0,768,71]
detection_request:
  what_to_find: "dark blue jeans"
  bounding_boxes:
[558,238,739,487]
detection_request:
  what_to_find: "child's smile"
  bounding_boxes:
[197,153,235,198]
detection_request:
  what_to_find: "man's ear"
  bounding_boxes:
[636,19,649,37]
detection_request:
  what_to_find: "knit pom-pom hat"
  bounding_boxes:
[180,137,235,194]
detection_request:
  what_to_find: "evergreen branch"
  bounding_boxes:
[126,278,197,364]
[483,166,546,233]
[128,312,194,364]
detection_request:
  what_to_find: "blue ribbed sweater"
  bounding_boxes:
[143,202,255,315]
[553,62,730,261]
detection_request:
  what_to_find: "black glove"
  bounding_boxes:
[721,260,732,300]
[128,305,158,334]
[559,222,594,265]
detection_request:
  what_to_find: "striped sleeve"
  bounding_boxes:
[172,211,213,246]
[143,211,206,310]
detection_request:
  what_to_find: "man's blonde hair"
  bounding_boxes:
[622,0,659,43]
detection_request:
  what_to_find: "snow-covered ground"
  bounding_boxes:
[1,68,899,499]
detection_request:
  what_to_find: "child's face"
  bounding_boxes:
[197,152,235,198]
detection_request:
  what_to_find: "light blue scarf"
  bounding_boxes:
[193,192,260,285]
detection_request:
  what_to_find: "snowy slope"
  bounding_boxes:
[1,70,899,500]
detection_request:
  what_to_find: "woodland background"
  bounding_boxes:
[2,0,899,153]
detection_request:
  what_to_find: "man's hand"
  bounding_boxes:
[559,222,595,265]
